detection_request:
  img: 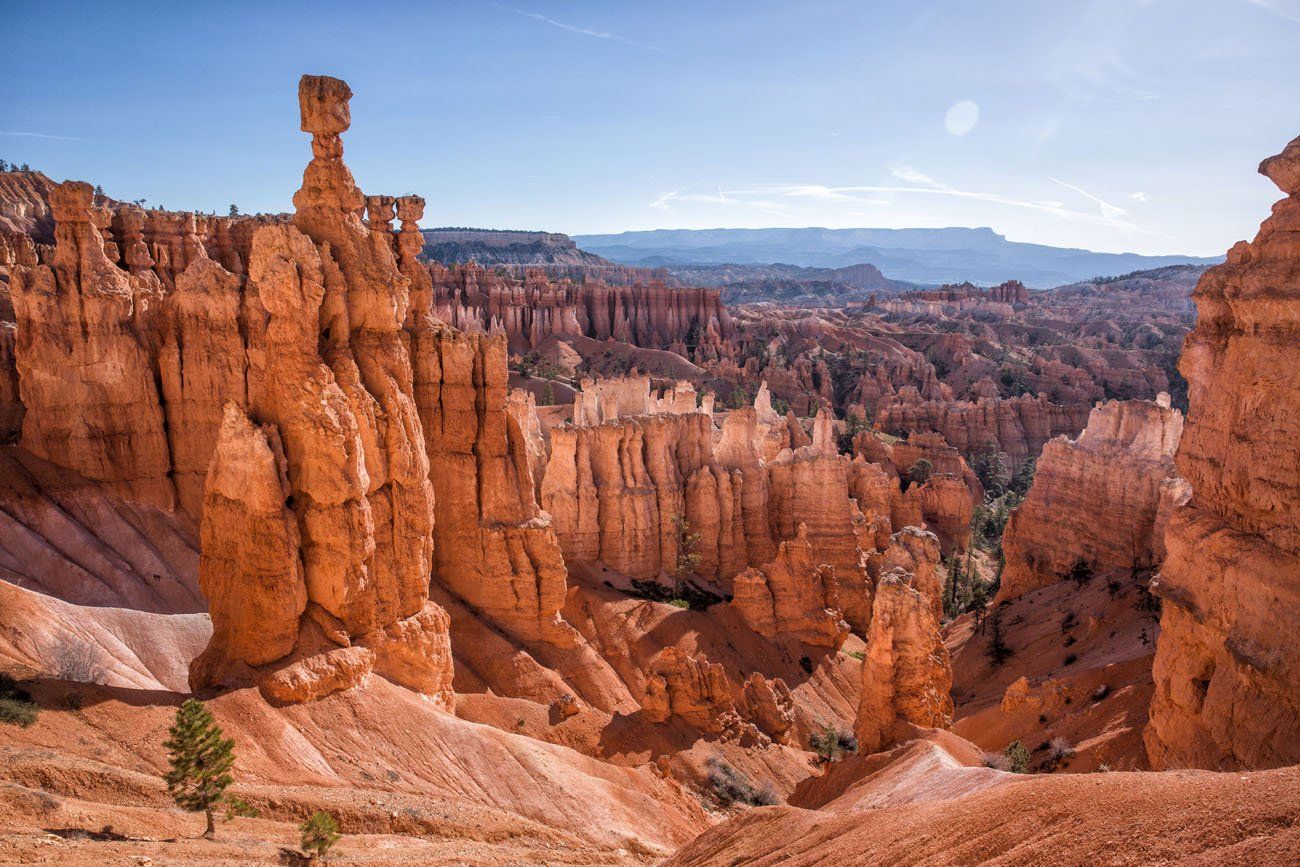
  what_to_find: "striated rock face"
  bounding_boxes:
[855,568,953,754]
[1146,138,1300,770]
[913,475,974,556]
[1,323,24,442]
[998,395,1186,603]
[193,405,304,668]
[767,432,873,632]
[9,181,174,510]
[730,525,850,648]
[571,374,703,426]
[0,170,55,290]
[413,324,574,647]
[543,411,734,581]
[877,390,1091,470]
[543,389,880,631]
[428,260,734,361]
[850,429,979,556]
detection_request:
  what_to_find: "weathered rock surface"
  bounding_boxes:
[878,527,944,621]
[186,75,453,704]
[191,405,304,670]
[0,446,201,611]
[740,672,796,744]
[413,324,574,647]
[731,525,850,648]
[429,260,734,362]
[767,440,872,631]
[855,568,953,754]
[9,181,174,510]
[571,373,703,426]
[878,390,1091,470]
[1146,137,1300,770]
[851,429,979,556]
[998,395,1187,602]
[543,388,882,633]
[642,647,735,732]
[543,410,730,580]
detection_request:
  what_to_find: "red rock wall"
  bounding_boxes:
[998,396,1187,602]
[1146,137,1300,770]
[428,261,734,361]
[877,389,1092,469]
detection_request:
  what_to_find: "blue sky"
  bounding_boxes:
[3,0,1298,255]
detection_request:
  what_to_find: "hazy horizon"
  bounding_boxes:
[5,0,1299,257]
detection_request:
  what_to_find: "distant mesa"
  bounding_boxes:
[421,226,609,268]
[574,226,1222,289]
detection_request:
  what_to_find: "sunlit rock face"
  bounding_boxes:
[998,395,1187,603]
[855,568,953,755]
[190,74,451,703]
[1146,135,1300,770]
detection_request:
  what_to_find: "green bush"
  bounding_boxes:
[0,675,37,727]
[809,724,858,762]
[1005,740,1032,774]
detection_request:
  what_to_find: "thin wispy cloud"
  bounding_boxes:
[0,130,82,141]
[651,188,793,220]
[508,6,657,50]
[1049,177,1128,223]
[890,166,943,188]
[649,167,1162,237]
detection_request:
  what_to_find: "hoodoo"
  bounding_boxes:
[190,74,452,703]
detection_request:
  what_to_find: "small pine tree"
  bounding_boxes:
[93,184,105,199]
[985,609,1013,666]
[943,557,962,620]
[671,513,702,599]
[228,203,240,216]
[837,410,865,453]
[20,163,31,172]
[163,698,250,838]
[904,458,932,489]
[300,811,341,861]
[0,159,9,172]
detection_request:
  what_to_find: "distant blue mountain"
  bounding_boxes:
[572,227,1222,289]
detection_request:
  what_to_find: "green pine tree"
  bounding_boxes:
[671,513,702,600]
[163,698,250,838]
[300,811,341,861]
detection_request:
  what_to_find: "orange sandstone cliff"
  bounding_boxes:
[1146,136,1300,770]
[998,395,1188,603]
